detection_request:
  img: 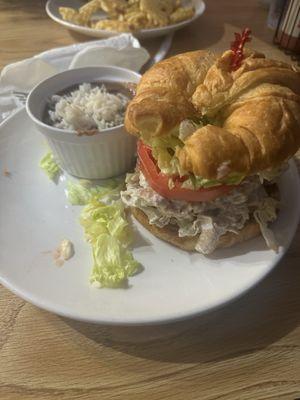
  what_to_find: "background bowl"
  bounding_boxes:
[26,66,141,179]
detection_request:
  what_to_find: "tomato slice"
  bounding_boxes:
[137,141,234,202]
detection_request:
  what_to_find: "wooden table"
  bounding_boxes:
[0,1,299,399]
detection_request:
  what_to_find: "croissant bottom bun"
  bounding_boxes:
[131,207,261,252]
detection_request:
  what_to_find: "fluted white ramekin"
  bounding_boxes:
[26,66,140,179]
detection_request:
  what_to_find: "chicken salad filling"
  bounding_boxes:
[121,171,280,254]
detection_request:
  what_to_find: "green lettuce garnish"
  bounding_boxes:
[193,173,245,188]
[148,135,186,176]
[144,116,210,177]
[40,152,61,180]
[80,199,139,288]
[181,174,244,189]
[39,152,139,288]
[66,178,124,205]
[66,179,139,288]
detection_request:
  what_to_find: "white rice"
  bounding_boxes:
[48,83,129,131]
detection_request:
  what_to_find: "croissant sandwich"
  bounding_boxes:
[121,29,300,254]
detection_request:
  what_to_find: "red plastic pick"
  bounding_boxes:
[230,28,252,71]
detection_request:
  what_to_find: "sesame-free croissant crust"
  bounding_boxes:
[125,49,300,179]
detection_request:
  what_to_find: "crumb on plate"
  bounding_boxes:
[3,168,11,177]
[52,239,75,267]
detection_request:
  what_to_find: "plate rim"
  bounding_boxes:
[45,0,206,38]
[0,107,299,326]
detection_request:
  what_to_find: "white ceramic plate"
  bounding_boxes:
[46,0,205,39]
[0,108,299,325]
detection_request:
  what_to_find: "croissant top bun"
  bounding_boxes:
[125,48,300,179]
[125,50,216,138]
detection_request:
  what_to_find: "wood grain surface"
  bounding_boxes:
[0,1,299,399]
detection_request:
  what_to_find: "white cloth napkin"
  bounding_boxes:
[0,33,149,122]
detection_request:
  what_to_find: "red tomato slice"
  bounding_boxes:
[137,141,234,202]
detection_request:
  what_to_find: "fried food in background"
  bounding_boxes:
[59,0,195,31]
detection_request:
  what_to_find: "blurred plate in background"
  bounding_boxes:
[46,0,206,39]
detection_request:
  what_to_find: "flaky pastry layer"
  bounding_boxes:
[125,49,300,179]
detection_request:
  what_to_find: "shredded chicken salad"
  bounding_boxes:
[121,171,280,254]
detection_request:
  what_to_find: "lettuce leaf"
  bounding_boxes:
[141,117,203,176]
[67,178,139,288]
[66,178,124,205]
[90,233,139,288]
[39,153,139,288]
[80,199,139,288]
[148,135,187,176]
[40,152,61,180]
[80,200,132,246]
[195,173,245,188]
[180,173,245,189]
